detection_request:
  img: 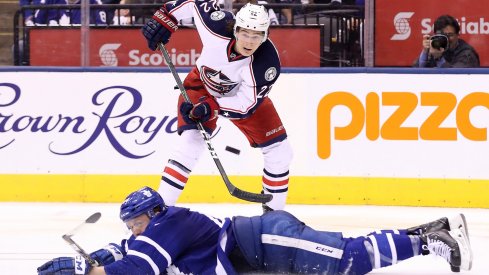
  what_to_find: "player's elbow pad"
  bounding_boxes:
[89,243,124,265]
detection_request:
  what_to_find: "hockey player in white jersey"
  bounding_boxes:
[37,186,473,275]
[141,1,293,211]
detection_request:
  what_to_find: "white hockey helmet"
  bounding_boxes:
[234,3,270,43]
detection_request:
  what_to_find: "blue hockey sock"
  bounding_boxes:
[338,230,423,274]
[366,230,423,268]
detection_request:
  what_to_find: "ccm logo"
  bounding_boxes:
[317,91,489,159]
[316,246,334,253]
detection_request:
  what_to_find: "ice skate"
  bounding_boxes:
[422,228,472,272]
[449,227,473,271]
[407,217,449,235]
[448,214,470,244]
[262,203,274,213]
[407,213,468,237]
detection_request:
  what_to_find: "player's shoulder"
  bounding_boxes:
[143,207,191,234]
[200,9,235,38]
[164,206,191,219]
[251,40,281,84]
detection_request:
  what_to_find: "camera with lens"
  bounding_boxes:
[430,34,449,50]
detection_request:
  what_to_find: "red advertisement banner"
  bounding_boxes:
[375,0,488,66]
[29,28,321,67]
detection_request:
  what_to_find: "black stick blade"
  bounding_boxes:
[231,188,273,203]
[85,212,101,224]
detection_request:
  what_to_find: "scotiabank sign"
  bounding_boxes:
[375,0,489,66]
[29,28,321,67]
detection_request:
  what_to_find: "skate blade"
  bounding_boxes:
[449,214,469,243]
[449,228,473,271]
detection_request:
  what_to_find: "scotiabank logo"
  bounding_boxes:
[99,43,121,66]
[317,91,489,159]
[391,12,415,40]
[421,17,489,35]
[128,49,200,66]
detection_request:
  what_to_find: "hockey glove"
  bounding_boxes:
[37,255,91,275]
[37,243,123,275]
[180,96,220,124]
[142,6,178,50]
[89,243,124,265]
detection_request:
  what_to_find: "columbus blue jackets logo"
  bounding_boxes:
[200,66,239,95]
[265,67,277,81]
[210,11,225,21]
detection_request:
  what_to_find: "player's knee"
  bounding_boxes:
[338,237,374,275]
[169,130,206,170]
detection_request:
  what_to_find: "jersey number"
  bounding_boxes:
[257,85,273,98]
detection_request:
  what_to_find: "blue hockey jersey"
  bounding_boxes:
[104,207,238,274]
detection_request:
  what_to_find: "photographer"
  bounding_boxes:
[413,14,480,68]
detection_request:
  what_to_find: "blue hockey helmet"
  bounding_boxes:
[120,186,166,222]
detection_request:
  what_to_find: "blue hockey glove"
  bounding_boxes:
[37,243,123,275]
[142,6,178,50]
[179,96,220,124]
[37,255,91,275]
[90,243,124,265]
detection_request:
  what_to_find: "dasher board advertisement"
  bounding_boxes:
[375,0,488,66]
[1,71,488,179]
[1,70,488,206]
[29,28,322,67]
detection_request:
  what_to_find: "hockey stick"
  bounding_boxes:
[62,212,101,266]
[157,42,272,204]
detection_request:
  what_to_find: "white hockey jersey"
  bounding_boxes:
[166,0,281,119]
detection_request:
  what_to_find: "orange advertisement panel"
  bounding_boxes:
[375,0,488,67]
[29,27,321,67]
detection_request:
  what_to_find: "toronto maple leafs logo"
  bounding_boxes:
[200,66,239,95]
[142,189,153,198]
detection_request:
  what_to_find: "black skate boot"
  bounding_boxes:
[262,204,274,213]
[421,228,472,272]
[421,229,461,272]
[261,190,274,213]
[407,214,468,236]
[407,217,450,235]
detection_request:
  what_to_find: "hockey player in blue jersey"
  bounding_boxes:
[142,1,293,211]
[38,186,473,275]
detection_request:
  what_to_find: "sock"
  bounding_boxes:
[339,230,423,274]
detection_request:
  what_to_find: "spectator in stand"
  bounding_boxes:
[124,0,166,24]
[19,0,34,26]
[310,0,362,5]
[413,14,480,68]
[101,0,121,25]
[267,0,301,24]
[60,0,108,25]
[30,0,67,26]
[111,0,134,25]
